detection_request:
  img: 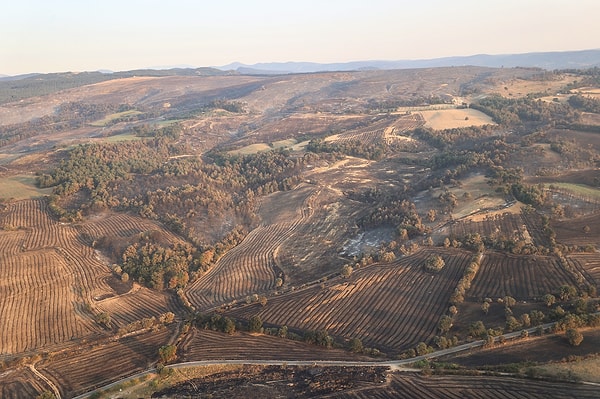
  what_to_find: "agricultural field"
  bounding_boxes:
[0,199,111,356]
[37,325,175,398]
[226,248,473,353]
[180,328,373,362]
[468,252,579,300]
[185,184,316,309]
[439,328,600,369]
[552,212,600,247]
[89,109,142,127]
[488,74,576,98]
[1,65,600,397]
[436,210,535,246]
[569,253,600,284]
[419,108,495,129]
[331,373,600,399]
[0,367,51,399]
[0,174,52,201]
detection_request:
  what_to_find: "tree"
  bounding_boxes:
[505,315,522,332]
[159,312,175,324]
[530,310,546,326]
[349,338,363,353]
[341,264,353,278]
[542,293,556,307]
[379,251,396,262]
[520,313,531,328]
[565,328,583,346]
[278,325,288,338]
[248,315,263,333]
[469,321,486,338]
[223,317,236,335]
[416,342,433,356]
[481,301,490,314]
[503,296,517,308]
[426,209,437,222]
[424,255,445,272]
[259,295,268,307]
[158,345,177,363]
[95,312,111,329]
[36,392,56,399]
[438,315,453,333]
[559,285,577,301]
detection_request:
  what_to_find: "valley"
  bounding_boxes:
[0,65,599,398]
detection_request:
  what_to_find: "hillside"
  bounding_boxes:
[0,65,599,398]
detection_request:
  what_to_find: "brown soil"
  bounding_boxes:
[439,327,600,367]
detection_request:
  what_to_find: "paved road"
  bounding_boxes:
[70,318,582,399]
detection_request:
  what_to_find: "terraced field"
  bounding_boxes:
[469,252,579,300]
[94,286,183,327]
[180,328,372,362]
[227,248,472,353]
[0,199,109,356]
[185,184,316,310]
[0,367,50,399]
[331,373,600,399]
[38,326,175,398]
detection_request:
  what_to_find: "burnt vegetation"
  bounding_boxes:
[1,65,600,397]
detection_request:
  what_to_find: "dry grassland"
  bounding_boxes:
[431,173,507,219]
[488,75,575,98]
[0,175,52,200]
[420,108,495,129]
[573,86,600,99]
[537,355,600,383]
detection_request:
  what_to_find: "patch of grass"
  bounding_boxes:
[89,110,142,127]
[0,175,53,200]
[155,119,185,127]
[531,354,600,383]
[431,173,506,219]
[229,143,273,155]
[99,133,142,143]
[550,183,600,200]
[228,139,299,155]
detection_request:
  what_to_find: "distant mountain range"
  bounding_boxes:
[2,49,599,80]
[217,49,600,74]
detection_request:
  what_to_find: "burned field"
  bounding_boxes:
[0,66,599,397]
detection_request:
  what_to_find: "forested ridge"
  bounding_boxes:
[36,135,333,289]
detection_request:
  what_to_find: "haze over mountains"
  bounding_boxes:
[219,49,600,74]
[2,49,599,80]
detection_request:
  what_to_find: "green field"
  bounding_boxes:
[229,139,301,155]
[99,133,142,143]
[90,110,142,127]
[0,175,53,200]
[551,182,600,200]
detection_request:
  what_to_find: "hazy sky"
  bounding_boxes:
[2,0,598,75]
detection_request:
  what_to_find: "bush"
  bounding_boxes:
[349,338,363,353]
[248,315,263,333]
[424,255,445,272]
[566,328,583,346]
